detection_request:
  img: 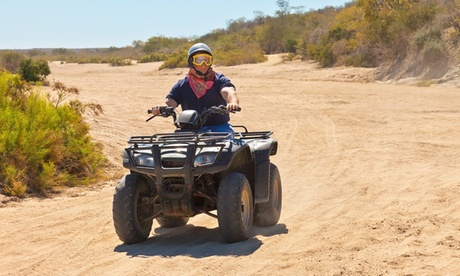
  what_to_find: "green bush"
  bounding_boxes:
[413,26,447,63]
[108,57,132,66]
[216,47,267,66]
[307,43,335,67]
[414,26,443,48]
[160,51,188,69]
[422,39,447,62]
[142,36,188,55]
[138,53,168,63]
[0,71,106,197]
[18,58,51,83]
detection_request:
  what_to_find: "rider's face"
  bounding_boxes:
[194,63,210,74]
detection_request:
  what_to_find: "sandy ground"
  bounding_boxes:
[1,55,460,275]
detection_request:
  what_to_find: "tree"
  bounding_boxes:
[132,40,144,48]
[142,36,188,55]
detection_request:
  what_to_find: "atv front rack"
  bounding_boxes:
[236,131,273,140]
[233,126,273,140]
[128,131,231,146]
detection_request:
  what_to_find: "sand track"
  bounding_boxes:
[1,56,459,275]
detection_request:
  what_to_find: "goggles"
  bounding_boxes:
[191,53,213,66]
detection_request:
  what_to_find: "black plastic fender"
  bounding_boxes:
[250,138,278,203]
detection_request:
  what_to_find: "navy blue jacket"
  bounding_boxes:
[166,73,235,126]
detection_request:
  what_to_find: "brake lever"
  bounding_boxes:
[146,115,155,122]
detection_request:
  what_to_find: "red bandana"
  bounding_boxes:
[188,69,215,99]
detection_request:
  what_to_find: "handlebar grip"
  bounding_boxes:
[148,106,171,114]
[224,105,241,112]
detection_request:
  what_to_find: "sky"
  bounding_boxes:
[1,0,350,50]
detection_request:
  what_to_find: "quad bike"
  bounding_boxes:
[113,105,282,244]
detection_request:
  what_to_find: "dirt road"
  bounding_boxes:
[1,56,459,275]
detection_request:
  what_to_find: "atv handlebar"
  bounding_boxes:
[209,105,242,114]
[146,106,176,122]
[198,105,240,127]
[147,105,240,115]
[147,106,175,115]
[146,105,241,125]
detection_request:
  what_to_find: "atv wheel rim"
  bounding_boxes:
[241,187,251,227]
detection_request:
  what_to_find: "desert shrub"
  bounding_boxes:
[18,58,51,83]
[0,71,106,197]
[0,50,26,73]
[285,38,298,53]
[417,79,435,87]
[421,39,447,62]
[52,48,74,55]
[157,40,267,70]
[142,36,189,55]
[108,57,132,66]
[138,53,168,63]
[282,53,297,61]
[307,43,335,67]
[344,52,376,68]
[76,57,107,64]
[159,51,188,69]
[414,26,443,47]
[216,47,266,66]
[27,49,46,57]
[413,26,448,63]
[307,22,354,67]
[49,80,80,108]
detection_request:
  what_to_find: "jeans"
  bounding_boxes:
[200,123,235,139]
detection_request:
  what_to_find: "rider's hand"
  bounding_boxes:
[226,103,240,112]
[150,106,161,115]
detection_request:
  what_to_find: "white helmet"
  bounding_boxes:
[188,43,212,59]
[187,43,212,67]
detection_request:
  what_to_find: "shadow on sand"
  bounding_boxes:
[114,223,288,258]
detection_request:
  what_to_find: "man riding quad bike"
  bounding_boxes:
[113,105,282,243]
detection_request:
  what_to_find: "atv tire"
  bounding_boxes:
[113,174,154,244]
[217,173,253,243]
[254,163,282,226]
[156,216,189,228]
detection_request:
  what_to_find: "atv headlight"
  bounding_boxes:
[134,152,154,167]
[194,146,221,166]
[194,152,218,166]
